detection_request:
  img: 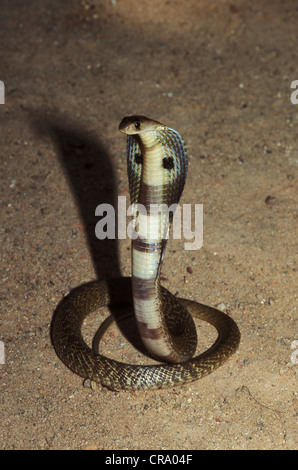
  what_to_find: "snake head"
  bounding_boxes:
[119,115,163,135]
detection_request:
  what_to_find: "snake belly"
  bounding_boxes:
[51,115,240,391]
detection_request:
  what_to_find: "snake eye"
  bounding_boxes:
[134,121,141,130]
[163,157,174,170]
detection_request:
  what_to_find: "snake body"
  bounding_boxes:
[51,115,240,391]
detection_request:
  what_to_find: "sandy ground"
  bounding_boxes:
[1,0,297,450]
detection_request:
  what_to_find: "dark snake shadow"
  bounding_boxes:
[29,110,149,357]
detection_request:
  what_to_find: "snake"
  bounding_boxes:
[51,115,240,391]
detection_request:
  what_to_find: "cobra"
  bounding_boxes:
[51,115,240,390]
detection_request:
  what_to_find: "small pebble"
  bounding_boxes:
[265,195,276,205]
[83,378,97,390]
[255,294,266,304]
[216,303,227,311]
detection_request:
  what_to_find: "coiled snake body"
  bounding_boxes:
[51,116,240,390]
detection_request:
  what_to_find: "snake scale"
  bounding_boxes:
[51,115,240,391]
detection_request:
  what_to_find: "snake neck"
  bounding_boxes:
[120,115,197,363]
